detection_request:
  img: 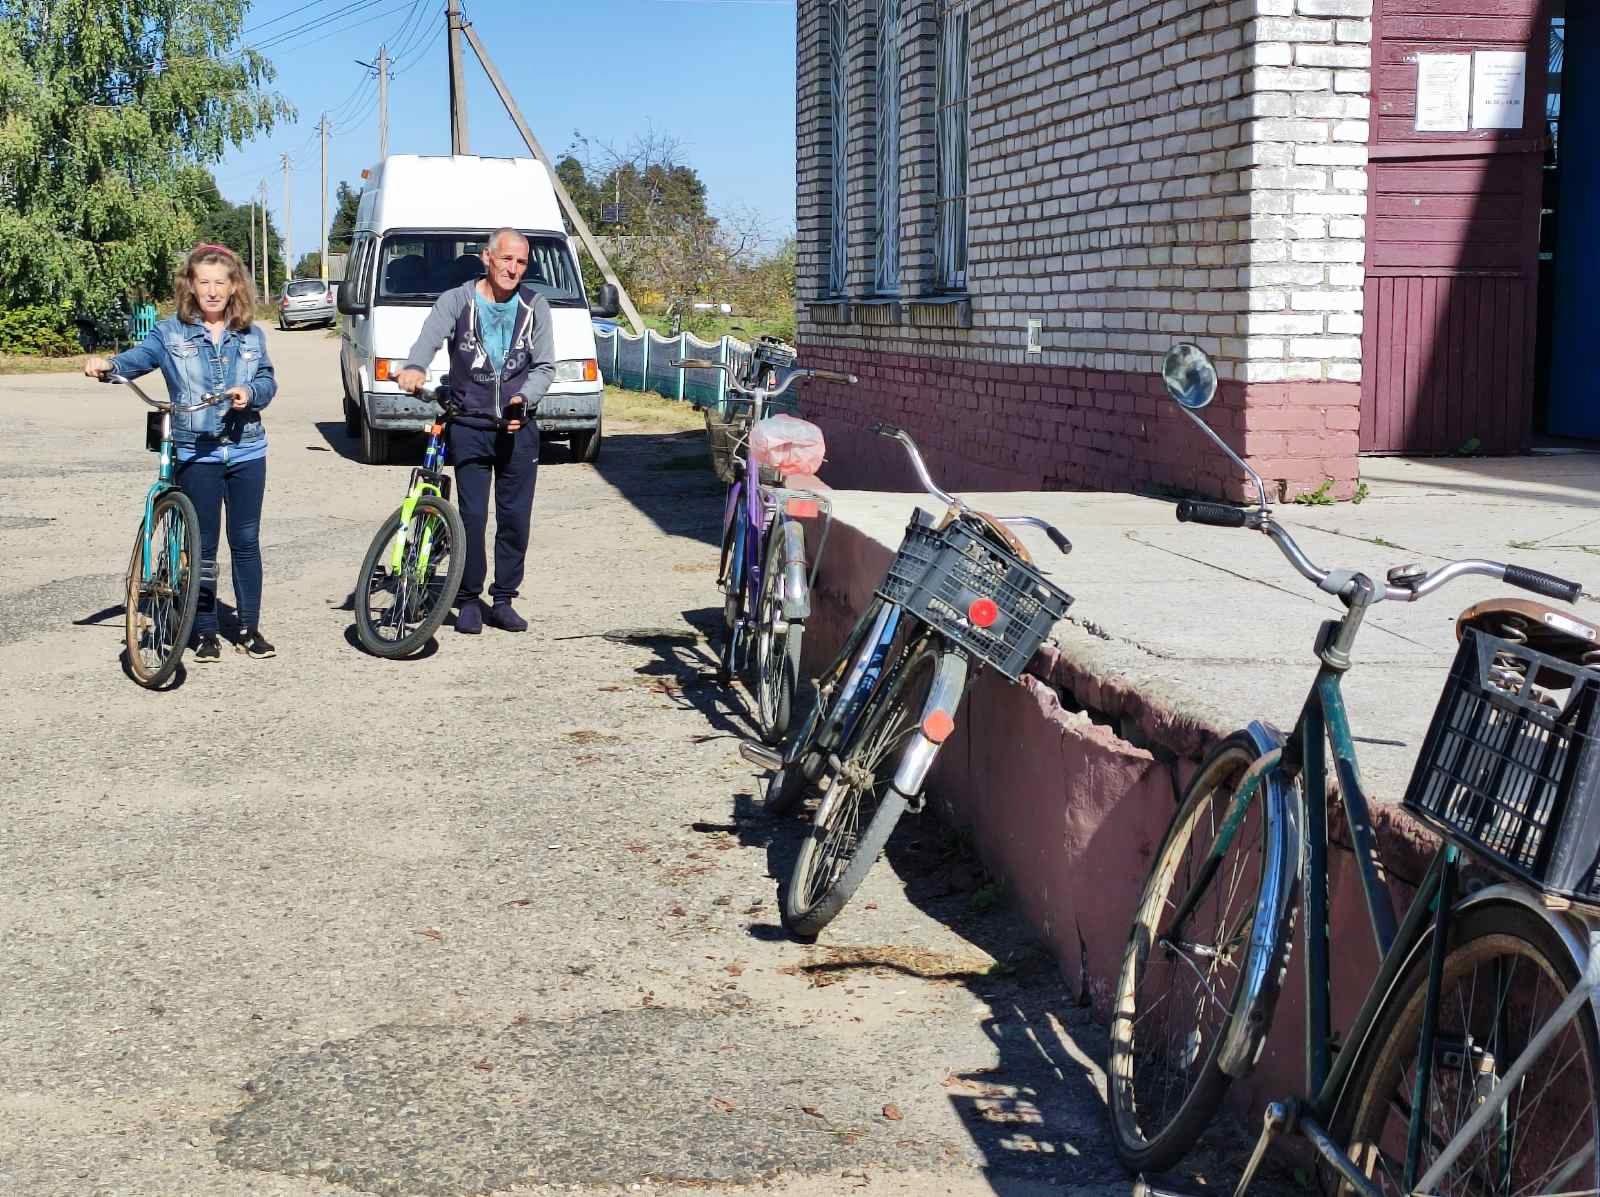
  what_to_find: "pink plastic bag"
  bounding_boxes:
[750,414,826,477]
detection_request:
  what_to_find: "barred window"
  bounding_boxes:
[873,0,901,294]
[826,0,848,296]
[934,0,970,292]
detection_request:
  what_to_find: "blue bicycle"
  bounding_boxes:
[98,372,226,688]
[675,355,855,745]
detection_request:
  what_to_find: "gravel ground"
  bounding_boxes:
[0,332,1213,1196]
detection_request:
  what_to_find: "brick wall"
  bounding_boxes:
[795,0,1372,500]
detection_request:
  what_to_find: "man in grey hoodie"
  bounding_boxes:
[397,228,555,633]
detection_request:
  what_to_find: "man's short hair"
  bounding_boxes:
[486,227,529,256]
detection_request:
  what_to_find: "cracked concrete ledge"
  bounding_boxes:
[799,472,1600,1114]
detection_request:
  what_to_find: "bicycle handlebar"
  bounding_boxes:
[668,361,859,406]
[99,372,226,413]
[871,422,1071,556]
[413,382,525,431]
[1175,499,1582,606]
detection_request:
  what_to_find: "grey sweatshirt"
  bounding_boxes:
[402,282,557,412]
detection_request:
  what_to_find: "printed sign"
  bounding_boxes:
[1472,51,1527,130]
[1415,54,1471,131]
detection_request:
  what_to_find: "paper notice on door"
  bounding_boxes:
[1415,54,1471,131]
[1472,51,1527,130]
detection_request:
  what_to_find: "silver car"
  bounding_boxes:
[277,278,337,330]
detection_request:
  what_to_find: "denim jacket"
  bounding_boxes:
[110,317,277,451]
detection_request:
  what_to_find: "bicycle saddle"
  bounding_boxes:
[1456,597,1600,666]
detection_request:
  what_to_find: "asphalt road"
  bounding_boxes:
[0,329,1155,1196]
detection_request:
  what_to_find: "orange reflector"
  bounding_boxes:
[582,359,599,382]
[922,710,956,743]
[785,498,820,518]
[968,597,999,628]
[374,358,394,382]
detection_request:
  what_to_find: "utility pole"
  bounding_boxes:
[378,44,389,160]
[446,0,469,153]
[260,180,270,299]
[461,23,644,335]
[249,196,257,284]
[320,113,330,283]
[281,153,293,278]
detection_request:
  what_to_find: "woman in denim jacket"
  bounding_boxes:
[85,244,279,662]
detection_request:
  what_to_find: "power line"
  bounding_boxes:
[241,0,349,37]
[392,19,443,76]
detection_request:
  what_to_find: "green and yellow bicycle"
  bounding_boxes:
[352,384,514,658]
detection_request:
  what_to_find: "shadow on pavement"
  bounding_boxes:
[589,428,723,547]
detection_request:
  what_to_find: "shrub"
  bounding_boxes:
[0,304,79,356]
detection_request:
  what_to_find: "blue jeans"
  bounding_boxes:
[449,423,538,603]
[175,455,267,635]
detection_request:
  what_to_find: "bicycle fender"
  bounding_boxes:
[779,519,812,620]
[1218,719,1301,1079]
[890,649,970,799]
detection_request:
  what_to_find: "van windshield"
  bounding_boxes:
[375,232,587,308]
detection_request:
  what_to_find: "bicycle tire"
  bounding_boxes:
[123,490,201,689]
[353,494,466,658]
[753,522,803,746]
[1329,901,1600,1197]
[763,596,893,818]
[1108,730,1295,1174]
[717,517,741,687]
[781,636,942,939]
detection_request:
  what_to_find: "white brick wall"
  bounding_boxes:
[795,0,1371,382]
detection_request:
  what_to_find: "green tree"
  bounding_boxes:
[294,252,322,279]
[327,180,360,254]
[0,1,289,314]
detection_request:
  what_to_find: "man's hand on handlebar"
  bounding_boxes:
[505,399,525,433]
[84,356,113,379]
[396,366,426,395]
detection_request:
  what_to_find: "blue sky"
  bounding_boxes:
[213,0,798,269]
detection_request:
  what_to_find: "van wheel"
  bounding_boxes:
[360,413,392,465]
[570,419,602,464]
[343,397,362,439]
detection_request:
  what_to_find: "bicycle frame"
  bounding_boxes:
[1166,598,1598,1197]
[389,419,453,575]
[139,407,181,583]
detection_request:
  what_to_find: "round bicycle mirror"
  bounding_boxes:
[1162,343,1218,410]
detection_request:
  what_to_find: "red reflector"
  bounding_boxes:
[922,710,956,743]
[785,498,819,518]
[968,597,999,628]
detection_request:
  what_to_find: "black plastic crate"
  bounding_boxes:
[877,515,1072,680]
[1402,626,1600,901]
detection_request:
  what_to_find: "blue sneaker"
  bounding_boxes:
[484,602,528,632]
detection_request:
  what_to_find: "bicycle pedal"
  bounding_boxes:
[739,742,783,771]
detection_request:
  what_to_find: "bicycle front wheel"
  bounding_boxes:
[781,636,943,939]
[717,516,742,687]
[1109,730,1295,1174]
[354,495,466,658]
[753,521,803,746]
[124,490,201,688]
[1332,900,1600,1197]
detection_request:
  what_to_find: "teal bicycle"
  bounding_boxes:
[1112,344,1600,1197]
[99,372,226,688]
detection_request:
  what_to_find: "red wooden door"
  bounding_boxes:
[1362,0,1550,454]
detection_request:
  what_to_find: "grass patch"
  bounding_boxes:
[0,352,88,376]
[603,385,706,433]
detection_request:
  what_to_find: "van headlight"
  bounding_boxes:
[553,358,599,383]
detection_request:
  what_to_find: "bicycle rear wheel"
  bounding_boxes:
[124,490,200,688]
[717,516,743,687]
[781,635,942,939]
[753,521,803,745]
[1108,730,1295,1175]
[353,494,466,658]
[1331,901,1600,1197]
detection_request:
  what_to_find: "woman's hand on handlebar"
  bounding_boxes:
[84,356,113,379]
[396,366,426,394]
[227,385,253,411]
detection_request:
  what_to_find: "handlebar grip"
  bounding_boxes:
[811,369,857,384]
[872,422,903,439]
[673,358,718,370]
[1045,526,1072,555]
[1504,564,1583,604]
[1176,499,1250,528]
